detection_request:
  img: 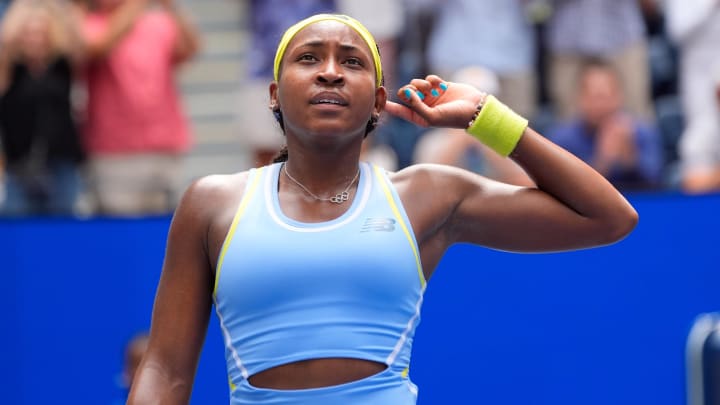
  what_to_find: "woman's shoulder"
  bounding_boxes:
[175,171,254,221]
[184,171,253,202]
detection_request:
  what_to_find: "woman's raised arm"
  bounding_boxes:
[386,75,638,253]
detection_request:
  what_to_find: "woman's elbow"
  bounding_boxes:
[599,205,639,245]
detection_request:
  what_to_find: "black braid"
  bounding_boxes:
[272,144,289,163]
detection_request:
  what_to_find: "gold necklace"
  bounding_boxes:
[283,164,360,204]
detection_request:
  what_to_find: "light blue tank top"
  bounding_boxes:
[213,162,426,397]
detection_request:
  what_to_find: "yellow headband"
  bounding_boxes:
[273,14,383,88]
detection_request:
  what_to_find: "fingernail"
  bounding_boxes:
[404,88,412,100]
[431,89,440,97]
[416,90,425,100]
[439,82,448,91]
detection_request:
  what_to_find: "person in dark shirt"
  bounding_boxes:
[549,59,663,190]
[0,0,85,216]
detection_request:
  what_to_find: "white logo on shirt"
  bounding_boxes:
[361,218,396,232]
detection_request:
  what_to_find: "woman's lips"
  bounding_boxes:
[310,92,349,107]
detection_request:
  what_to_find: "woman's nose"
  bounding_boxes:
[316,59,344,85]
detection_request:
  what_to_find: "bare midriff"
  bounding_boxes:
[248,358,387,389]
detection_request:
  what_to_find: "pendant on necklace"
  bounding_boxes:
[329,191,350,204]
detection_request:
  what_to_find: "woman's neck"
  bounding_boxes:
[283,133,362,184]
[283,156,361,193]
[281,132,364,186]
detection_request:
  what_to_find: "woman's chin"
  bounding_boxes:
[306,123,364,139]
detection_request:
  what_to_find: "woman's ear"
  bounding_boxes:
[374,86,388,115]
[269,82,280,111]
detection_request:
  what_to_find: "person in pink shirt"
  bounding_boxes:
[81,0,200,215]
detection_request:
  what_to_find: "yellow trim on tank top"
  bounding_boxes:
[213,167,265,296]
[372,165,426,288]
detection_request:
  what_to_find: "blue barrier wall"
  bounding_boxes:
[2,192,719,404]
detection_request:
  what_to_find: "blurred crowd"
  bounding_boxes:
[0,0,198,217]
[0,0,718,218]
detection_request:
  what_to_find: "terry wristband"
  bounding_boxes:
[465,95,528,157]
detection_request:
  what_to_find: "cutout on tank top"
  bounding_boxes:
[247,357,388,390]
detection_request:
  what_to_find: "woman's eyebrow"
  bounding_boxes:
[338,44,362,53]
[296,41,363,54]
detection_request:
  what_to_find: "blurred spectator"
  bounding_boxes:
[236,0,335,168]
[637,0,683,185]
[112,331,149,404]
[664,0,720,193]
[80,0,200,216]
[548,59,663,190]
[395,0,436,81]
[413,66,534,187]
[0,0,85,216]
[545,0,654,122]
[426,0,538,120]
[639,0,679,100]
[123,332,149,389]
[398,0,538,172]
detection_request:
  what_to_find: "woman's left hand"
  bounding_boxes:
[384,74,485,129]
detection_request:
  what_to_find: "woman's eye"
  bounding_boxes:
[345,57,363,66]
[298,54,317,62]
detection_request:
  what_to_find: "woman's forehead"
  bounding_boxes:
[286,20,372,55]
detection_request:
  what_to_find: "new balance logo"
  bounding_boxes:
[361,218,396,232]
